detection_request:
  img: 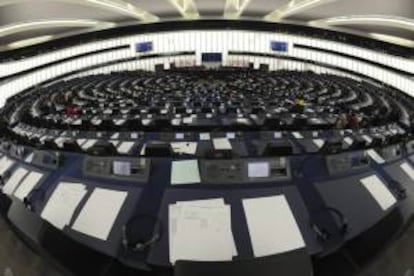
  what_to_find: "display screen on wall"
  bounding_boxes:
[270,41,288,52]
[201,52,223,62]
[135,41,153,52]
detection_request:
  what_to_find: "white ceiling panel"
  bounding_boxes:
[0,0,413,49]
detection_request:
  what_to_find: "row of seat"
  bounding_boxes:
[5,69,411,134]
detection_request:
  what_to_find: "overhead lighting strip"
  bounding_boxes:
[167,0,199,19]
[7,35,55,49]
[224,0,251,19]
[264,0,337,21]
[309,15,414,32]
[0,19,116,38]
[0,0,159,22]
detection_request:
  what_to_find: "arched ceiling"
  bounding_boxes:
[0,0,413,49]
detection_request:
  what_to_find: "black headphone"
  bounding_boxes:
[310,206,348,242]
[388,179,407,200]
[23,188,46,212]
[122,213,163,252]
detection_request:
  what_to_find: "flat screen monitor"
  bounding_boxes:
[201,52,222,62]
[135,42,153,52]
[113,161,131,176]
[270,41,288,52]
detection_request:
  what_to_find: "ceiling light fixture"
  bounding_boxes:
[7,35,55,49]
[264,0,337,21]
[0,19,116,38]
[369,32,414,48]
[84,0,159,21]
[224,0,251,19]
[167,0,199,19]
[309,15,414,32]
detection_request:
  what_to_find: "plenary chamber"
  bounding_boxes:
[0,20,414,276]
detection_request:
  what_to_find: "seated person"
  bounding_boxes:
[347,111,362,129]
[335,113,348,129]
[65,104,81,116]
[291,94,306,114]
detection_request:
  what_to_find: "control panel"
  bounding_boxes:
[31,150,61,169]
[379,144,402,161]
[200,157,291,184]
[82,156,150,182]
[325,150,370,175]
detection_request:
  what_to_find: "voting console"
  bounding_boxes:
[1,132,414,276]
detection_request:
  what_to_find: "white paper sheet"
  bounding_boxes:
[292,132,304,139]
[41,182,87,230]
[344,137,354,146]
[360,175,397,211]
[366,149,385,164]
[25,153,34,163]
[400,162,414,181]
[362,135,373,144]
[242,195,305,257]
[171,160,201,185]
[109,140,120,147]
[312,139,325,149]
[248,162,270,178]
[117,141,135,154]
[72,188,128,240]
[169,203,234,263]
[2,167,29,195]
[81,139,97,150]
[0,156,14,175]
[212,138,232,150]
[170,142,198,155]
[111,133,120,139]
[14,171,44,201]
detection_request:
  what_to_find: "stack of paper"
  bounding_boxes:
[2,167,29,195]
[212,138,232,150]
[242,195,305,257]
[170,142,198,155]
[72,188,128,240]
[13,171,44,201]
[169,198,236,264]
[0,156,14,176]
[41,182,87,230]
[171,160,200,185]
